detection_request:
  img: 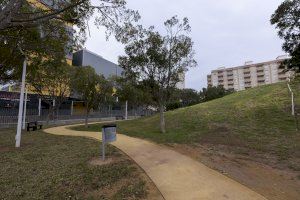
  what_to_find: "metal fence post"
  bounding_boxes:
[102,128,105,160]
[38,98,41,117]
[125,101,128,120]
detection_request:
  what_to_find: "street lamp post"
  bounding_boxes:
[16,58,27,148]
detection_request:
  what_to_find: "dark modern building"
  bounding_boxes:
[72,49,123,78]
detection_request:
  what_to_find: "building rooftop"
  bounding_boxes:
[211,55,289,73]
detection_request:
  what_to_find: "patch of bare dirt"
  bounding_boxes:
[89,157,119,166]
[0,146,11,152]
[170,143,300,200]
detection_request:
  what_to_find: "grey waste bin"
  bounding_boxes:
[102,124,117,143]
[101,124,117,160]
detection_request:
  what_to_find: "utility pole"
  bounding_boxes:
[16,58,27,148]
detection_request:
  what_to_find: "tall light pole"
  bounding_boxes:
[16,58,27,148]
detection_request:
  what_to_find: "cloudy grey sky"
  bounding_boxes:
[85,0,285,90]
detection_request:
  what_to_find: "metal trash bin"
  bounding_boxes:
[101,124,117,160]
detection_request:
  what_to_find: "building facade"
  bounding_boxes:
[73,49,123,78]
[207,56,291,91]
[176,73,186,89]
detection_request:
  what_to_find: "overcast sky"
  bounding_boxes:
[85,0,285,90]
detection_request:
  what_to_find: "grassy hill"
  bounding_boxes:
[74,81,300,164]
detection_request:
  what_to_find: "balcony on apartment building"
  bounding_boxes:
[228,84,234,88]
[245,82,252,88]
[257,79,265,85]
[227,79,234,84]
[279,77,287,81]
[257,69,264,76]
[243,67,251,73]
[278,70,287,78]
[257,75,265,81]
[226,70,233,76]
[244,72,251,79]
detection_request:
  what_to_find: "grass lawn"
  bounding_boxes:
[72,81,300,170]
[0,128,158,200]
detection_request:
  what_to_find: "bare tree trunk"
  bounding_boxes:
[159,103,166,133]
[46,106,53,125]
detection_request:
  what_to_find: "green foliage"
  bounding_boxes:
[27,62,74,121]
[71,66,113,118]
[199,86,233,102]
[166,101,182,111]
[0,17,70,82]
[271,0,300,71]
[166,88,201,111]
[119,16,196,106]
[119,16,197,133]
[0,0,140,82]
[114,77,153,107]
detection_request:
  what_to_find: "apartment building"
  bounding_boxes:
[176,73,186,89]
[207,56,291,91]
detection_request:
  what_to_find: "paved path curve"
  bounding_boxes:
[44,124,267,200]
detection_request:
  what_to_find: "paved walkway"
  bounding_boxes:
[44,124,267,200]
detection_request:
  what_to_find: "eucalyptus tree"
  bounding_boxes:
[0,0,140,82]
[271,0,300,71]
[27,60,74,123]
[71,66,113,127]
[119,16,197,133]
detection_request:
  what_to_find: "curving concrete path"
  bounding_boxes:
[45,124,267,200]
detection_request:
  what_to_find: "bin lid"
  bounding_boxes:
[102,124,117,129]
